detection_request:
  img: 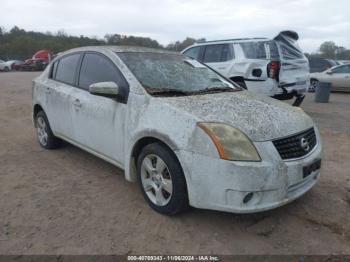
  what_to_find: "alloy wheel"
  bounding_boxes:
[36,116,48,146]
[310,80,318,92]
[140,154,173,206]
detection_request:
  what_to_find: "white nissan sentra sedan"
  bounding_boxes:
[32,46,322,215]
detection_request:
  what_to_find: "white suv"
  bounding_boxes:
[182,31,309,106]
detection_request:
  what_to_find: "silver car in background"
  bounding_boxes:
[310,64,350,92]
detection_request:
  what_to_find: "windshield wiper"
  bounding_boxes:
[145,87,189,97]
[192,87,236,94]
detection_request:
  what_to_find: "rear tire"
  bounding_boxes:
[137,143,189,215]
[35,111,61,149]
[4,66,9,72]
[309,79,318,92]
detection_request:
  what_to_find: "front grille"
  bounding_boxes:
[273,128,317,160]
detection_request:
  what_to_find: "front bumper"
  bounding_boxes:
[175,131,322,213]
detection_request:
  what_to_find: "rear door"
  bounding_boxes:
[274,31,309,91]
[201,44,234,76]
[45,53,81,139]
[69,52,129,165]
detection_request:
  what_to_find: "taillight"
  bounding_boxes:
[267,61,280,80]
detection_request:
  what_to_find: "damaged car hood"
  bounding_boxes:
[161,91,314,142]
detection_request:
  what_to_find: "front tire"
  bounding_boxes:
[137,143,189,215]
[35,111,61,149]
[4,66,9,72]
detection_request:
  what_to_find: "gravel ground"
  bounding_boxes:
[0,72,349,255]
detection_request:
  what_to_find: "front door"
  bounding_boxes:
[330,65,350,88]
[202,44,235,76]
[70,52,129,165]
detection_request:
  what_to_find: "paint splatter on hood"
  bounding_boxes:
[161,90,314,141]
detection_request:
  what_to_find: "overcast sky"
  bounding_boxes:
[1,0,349,52]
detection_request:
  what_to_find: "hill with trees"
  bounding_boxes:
[1,26,349,61]
[0,26,202,61]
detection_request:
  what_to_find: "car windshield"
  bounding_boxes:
[117,52,239,96]
[240,41,279,60]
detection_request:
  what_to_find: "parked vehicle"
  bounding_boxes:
[33,49,51,60]
[20,49,51,71]
[21,58,48,71]
[310,64,350,92]
[5,60,24,71]
[33,46,322,215]
[308,57,338,73]
[182,31,309,106]
[0,59,11,72]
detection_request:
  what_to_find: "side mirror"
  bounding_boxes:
[89,82,120,98]
[326,70,333,75]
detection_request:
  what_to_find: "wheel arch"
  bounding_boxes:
[126,134,183,184]
[33,104,45,124]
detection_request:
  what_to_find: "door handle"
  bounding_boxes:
[44,87,51,94]
[73,99,82,108]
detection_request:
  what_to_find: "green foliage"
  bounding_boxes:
[104,34,161,49]
[166,37,206,51]
[0,26,104,60]
[0,26,207,60]
[319,41,350,60]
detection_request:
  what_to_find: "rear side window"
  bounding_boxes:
[183,47,201,60]
[55,54,81,85]
[203,44,234,63]
[78,53,128,90]
[240,42,267,59]
[240,41,279,60]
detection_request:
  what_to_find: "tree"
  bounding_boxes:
[0,25,208,60]
[104,34,161,48]
[319,41,350,60]
[0,26,105,60]
[166,37,206,51]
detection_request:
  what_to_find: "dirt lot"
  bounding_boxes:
[0,72,349,255]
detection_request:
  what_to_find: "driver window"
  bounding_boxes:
[78,53,128,91]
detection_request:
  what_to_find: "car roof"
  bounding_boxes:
[61,45,179,55]
[191,37,270,46]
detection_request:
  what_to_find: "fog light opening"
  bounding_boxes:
[243,192,254,204]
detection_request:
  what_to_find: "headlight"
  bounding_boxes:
[197,122,261,161]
